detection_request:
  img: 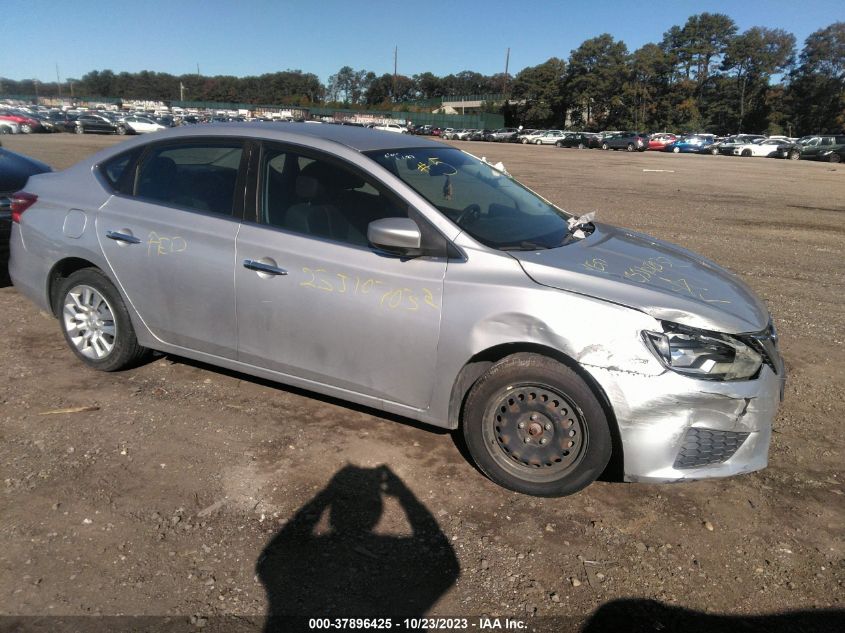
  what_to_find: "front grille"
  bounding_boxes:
[674,428,750,469]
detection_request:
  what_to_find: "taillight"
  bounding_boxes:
[10,191,38,223]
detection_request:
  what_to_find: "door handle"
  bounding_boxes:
[243,259,288,276]
[106,230,141,244]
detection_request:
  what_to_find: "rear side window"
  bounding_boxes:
[133,142,243,215]
[98,147,143,192]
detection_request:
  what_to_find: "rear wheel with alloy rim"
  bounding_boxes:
[58,268,148,371]
[788,150,800,160]
[462,353,611,496]
[829,153,841,163]
[626,143,635,152]
[601,143,609,150]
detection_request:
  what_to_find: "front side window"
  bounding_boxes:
[259,146,405,247]
[134,142,243,215]
[366,147,572,251]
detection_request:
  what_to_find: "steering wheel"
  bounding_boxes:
[456,203,482,226]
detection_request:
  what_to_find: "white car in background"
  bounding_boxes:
[731,138,783,157]
[0,121,20,134]
[519,130,546,144]
[121,116,166,134]
[373,122,408,134]
[535,130,566,145]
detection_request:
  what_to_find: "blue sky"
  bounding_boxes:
[3,0,843,84]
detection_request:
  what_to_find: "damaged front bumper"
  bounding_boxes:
[584,363,784,483]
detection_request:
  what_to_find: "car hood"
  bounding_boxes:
[510,223,770,334]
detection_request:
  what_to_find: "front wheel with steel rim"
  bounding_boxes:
[462,353,611,496]
[57,268,148,371]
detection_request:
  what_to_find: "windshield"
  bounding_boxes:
[365,147,574,250]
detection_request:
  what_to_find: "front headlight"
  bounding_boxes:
[643,324,762,381]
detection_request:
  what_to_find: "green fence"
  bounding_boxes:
[1,94,122,105]
[309,106,503,130]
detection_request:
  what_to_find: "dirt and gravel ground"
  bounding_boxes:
[0,133,843,632]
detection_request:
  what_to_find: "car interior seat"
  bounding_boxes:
[137,156,178,202]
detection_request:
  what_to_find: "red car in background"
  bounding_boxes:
[648,133,677,150]
[0,109,42,134]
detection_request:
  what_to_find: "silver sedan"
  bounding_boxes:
[8,123,784,496]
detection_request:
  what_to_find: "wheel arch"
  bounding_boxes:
[47,257,102,317]
[447,342,624,480]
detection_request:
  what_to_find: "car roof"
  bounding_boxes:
[120,121,446,153]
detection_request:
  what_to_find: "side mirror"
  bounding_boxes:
[367,218,421,255]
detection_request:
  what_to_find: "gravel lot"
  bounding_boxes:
[1,133,843,631]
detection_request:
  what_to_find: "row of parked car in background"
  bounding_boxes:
[3,103,843,162]
[0,103,289,136]
[0,106,181,136]
[412,125,845,162]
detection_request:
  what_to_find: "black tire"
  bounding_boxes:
[462,353,612,497]
[741,149,752,157]
[555,141,563,147]
[57,268,149,372]
[672,146,680,153]
[75,125,84,134]
[601,143,609,150]
[788,150,800,160]
[116,125,127,135]
[577,142,585,149]
[829,153,841,163]
[626,143,635,152]
[710,147,719,155]
[521,138,528,144]
[21,124,32,134]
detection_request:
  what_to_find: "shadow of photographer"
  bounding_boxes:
[257,465,459,630]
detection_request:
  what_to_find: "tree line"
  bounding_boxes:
[1,15,842,135]
[508,17,843,136]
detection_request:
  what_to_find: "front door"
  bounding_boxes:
[235,144,447,410]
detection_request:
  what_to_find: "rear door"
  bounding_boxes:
[93,116,112,133]
[96,138,247,358]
